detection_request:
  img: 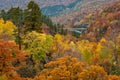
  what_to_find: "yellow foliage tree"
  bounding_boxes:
[77,40,97,64]
[0,18,16,40]
[53,34,70,57]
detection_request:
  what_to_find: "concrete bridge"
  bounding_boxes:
[64,27,87,34]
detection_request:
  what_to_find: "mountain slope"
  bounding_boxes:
[52,0,117,25]
[0,0,118,26]
[81,1,120,41]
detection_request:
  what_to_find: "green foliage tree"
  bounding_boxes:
[7,7,23,50]
[0,10,7,22]
[24,1,42,33]
[23,31,53,61]
[41,15,67,35]
[23,31,54,70]
[7,7,23,25]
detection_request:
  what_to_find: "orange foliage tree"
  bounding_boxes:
[30,56,118,80]
[33,56,85,80]
[78,65,108,80]
[0,40,27,79]
[108,75,120,80]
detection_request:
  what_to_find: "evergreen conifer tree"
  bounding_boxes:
[24,1,42,33]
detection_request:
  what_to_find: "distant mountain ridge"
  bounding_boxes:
[52,0,117,25]
[0,0,78,17]
[0,0,76,10]
[0,0,118,26]
[42,0,81,16]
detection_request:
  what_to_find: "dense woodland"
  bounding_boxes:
[0,1,120,80]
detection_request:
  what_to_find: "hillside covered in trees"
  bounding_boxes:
[0,0,120,80]
[52,0,117,25]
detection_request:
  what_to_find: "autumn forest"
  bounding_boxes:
[0,0,120,80]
